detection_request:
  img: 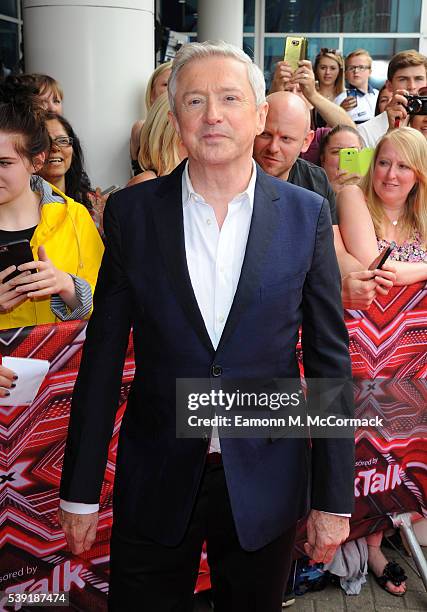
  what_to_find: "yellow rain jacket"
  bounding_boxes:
[0,184,104,330]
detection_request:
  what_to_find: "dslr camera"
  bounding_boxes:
[405,94,427,115]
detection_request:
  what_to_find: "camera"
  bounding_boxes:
[405,94,427,115]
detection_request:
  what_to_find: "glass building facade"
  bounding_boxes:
[158,0,425,88]
[2,0,425,85]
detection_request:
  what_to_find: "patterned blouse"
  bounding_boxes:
[377,232,427,263]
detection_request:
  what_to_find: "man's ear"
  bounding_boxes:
[300,129,315,154]
[385,80,393,93]
[255,101,269,136]
[168,110,181,137]
[32,151,46,173]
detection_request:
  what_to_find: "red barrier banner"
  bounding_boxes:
[0,282,426,609]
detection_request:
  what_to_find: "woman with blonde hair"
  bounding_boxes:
[127,92,186,185]
[129,61,173,174]
[338,127,427,285]
[337,126,427,596]
[313,48,345,127]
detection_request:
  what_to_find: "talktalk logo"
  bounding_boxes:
[0,561,85,611]
[0,461,32,491]
[354,464,402,497]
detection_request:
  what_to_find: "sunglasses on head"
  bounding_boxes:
[320,48,341,56]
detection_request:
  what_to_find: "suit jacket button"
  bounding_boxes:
[211,365,223,377]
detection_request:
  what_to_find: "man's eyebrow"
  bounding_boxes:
[183,87,245,96]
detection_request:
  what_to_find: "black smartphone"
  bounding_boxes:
[0,240,35,282]
[368,245,393,271]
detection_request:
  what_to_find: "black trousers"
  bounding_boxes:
[108,463,296,612]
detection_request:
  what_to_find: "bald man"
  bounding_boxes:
[253,92,395,310]
[254,92,337,226]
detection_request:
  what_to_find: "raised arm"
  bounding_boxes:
[293,61,356,129]
[270,60,356,128]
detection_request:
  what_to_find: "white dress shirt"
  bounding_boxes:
[61,160,349,517]
[182,160,256,453]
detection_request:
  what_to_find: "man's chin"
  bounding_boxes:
[258,161,286,178]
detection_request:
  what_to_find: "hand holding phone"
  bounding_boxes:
[340,90,358,111]
[284,36,307,72]
[368,244,395,271]
[339,148,374,176]
[100,185,120,196]
[0,240,34,283]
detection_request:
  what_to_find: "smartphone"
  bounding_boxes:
[0,240,34,283]
[368,245,393,271]
[339,147,374,176]
[100,185,120,196]
[346,88,358,106]
[284,36,307,72]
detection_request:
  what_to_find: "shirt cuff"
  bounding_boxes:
[60,499,99,514]
[50,275,92,321]
[322,511,351,517]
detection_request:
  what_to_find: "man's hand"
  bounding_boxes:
[58,508,99,555]
[340,96,358,111]
[304,510,350,564]
[385,89,410,129]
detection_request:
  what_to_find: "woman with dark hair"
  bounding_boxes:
[38,112,93,209]
[375,84,392,116]
[0,77,104,332]
[320,124,364,193]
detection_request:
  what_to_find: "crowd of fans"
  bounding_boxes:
[1,43,427,604]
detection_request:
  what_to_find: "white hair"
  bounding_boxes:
[168,40,266,114]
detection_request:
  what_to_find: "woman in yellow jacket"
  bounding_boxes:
[0,78,104,333]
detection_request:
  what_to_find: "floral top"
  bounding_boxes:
[377,232,427,263]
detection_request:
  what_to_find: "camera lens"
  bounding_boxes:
[408,97,422,114]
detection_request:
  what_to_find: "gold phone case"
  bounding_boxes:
[284,37,307,72]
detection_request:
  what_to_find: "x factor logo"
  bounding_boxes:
[0,461,32,490]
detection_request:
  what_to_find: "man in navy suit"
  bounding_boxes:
[59,41,355,612]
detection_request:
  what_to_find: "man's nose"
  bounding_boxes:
[407,79,418,93]
[267,136,280,153]
[205,98,222,123]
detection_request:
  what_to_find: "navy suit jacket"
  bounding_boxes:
[60,161,355,551]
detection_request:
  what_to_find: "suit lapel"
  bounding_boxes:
[151,161,215,354]
[216,167,280,354]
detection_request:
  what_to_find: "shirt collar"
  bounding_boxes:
[31,174,65,204]
[346,83,375,96]
[182,159,257,211]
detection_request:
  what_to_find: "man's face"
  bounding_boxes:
[170,56,267,168]
[253,99,312,180]
[388,65,427,94]
[345,54,371,90]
